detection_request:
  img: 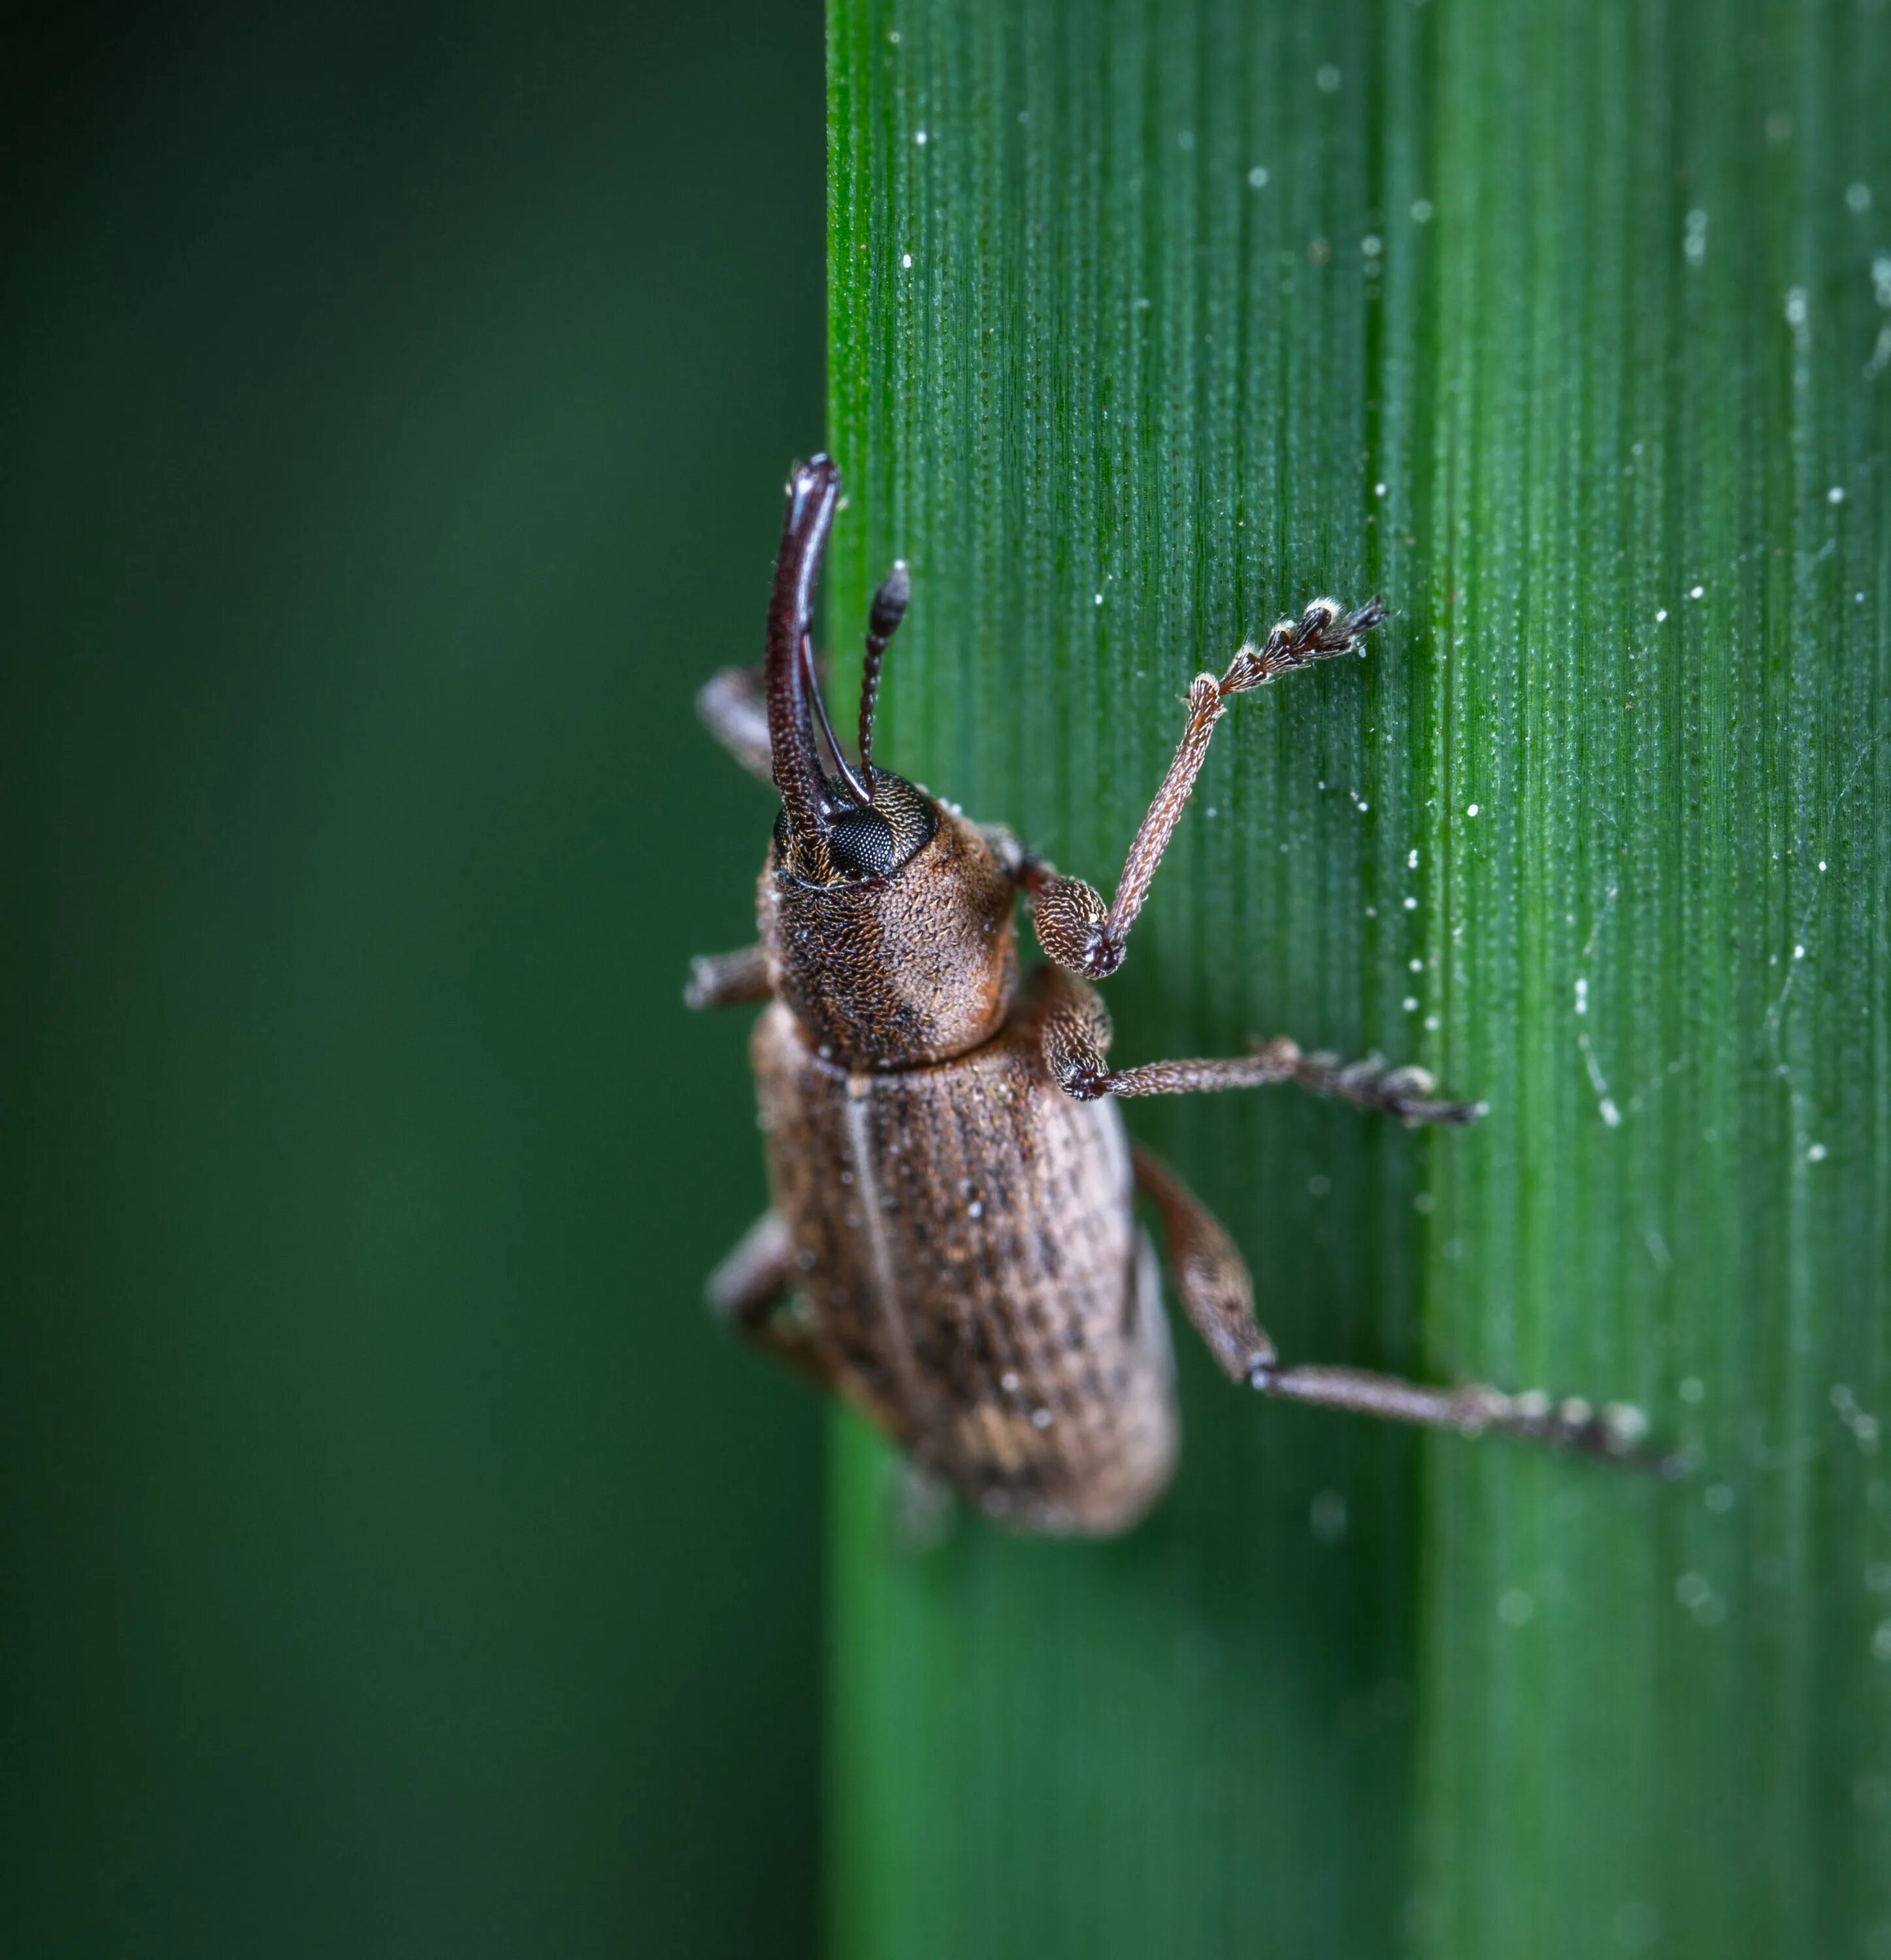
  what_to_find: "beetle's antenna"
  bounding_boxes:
[766,458,843,834]
[857,561,910,797]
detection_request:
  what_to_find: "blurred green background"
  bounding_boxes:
[1,4,825,1954]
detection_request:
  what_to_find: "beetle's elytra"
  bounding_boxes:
[687,456,1678,1537]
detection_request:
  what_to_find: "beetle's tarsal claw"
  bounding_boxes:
[1217,595,1388,694]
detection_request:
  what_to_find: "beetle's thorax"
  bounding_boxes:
[759,801,1018,1070]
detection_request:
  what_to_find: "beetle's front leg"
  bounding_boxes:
[1022,598,1384,979]
[684,944,772,1010]
[1130,1147,1683,1474]
[695,663,776,783]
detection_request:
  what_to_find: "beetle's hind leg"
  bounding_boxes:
[1132,1147,1683,1475]
[706,1211,845,1396]
[708,1214,944,1514]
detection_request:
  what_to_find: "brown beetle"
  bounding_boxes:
[687,456,1675,1537]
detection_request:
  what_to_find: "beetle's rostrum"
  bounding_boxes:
[686,455,1683,1537]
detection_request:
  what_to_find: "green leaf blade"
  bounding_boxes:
[827,4,1890,1956]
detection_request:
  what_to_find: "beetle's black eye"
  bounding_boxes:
[827,805,901,879]
[771,768,938,887]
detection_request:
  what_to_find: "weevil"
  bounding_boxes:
[685,455,1677,1537]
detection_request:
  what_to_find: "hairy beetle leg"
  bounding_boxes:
[696,662,778,783]
[1085,1039,1483,1127]
[1133,1145,1683,1476]
[685,943,773,1010]
[1036,965,1481,1128]
[1023,599,1385,981]
[706,1210,847,1396]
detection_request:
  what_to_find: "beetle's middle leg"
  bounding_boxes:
[685,944,772,1009]
[1131,1146,1681,1473]
[1017,598,1384,979]
[1075,1033,1483,1128]
[1033,966,1482,1128]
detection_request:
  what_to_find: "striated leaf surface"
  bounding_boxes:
[824,3,1891,1955]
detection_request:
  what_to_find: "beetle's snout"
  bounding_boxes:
[765,456,844,840]
[765,455,917,854]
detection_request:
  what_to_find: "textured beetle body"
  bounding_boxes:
[686,457,1678,1542]
[753,966,1177,1536]
[760,802,1017,1070]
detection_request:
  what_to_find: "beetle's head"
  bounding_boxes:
[756,457,1018,1070]
[765,455,936,889]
